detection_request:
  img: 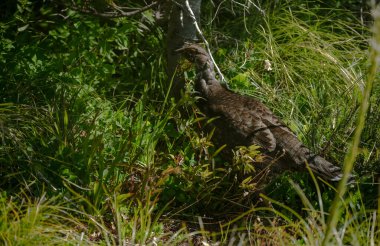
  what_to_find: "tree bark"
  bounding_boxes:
[166,0,202,99]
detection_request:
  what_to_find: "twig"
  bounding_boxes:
[246,0,265,15]
[207,0,227,25]
[70,1,158,18]
[183,0,227,84]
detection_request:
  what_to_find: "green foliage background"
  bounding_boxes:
[0,0,379,245]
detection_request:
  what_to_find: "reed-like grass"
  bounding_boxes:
[323,3,380,245]
[1,0,379,245]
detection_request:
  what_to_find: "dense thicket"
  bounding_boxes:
[0,0,379,245]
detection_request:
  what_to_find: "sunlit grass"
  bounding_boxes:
[323,2,380,245]
[1,0,379,245]
[0,192,90,245]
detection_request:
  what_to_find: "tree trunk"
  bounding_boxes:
[166,0,202,99]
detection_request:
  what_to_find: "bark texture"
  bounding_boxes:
[166,0,202,99]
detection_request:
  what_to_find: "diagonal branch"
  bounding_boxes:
[183,0,226,84]
[70,1,158,18]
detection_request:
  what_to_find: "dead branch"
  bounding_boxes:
[70,1,158,18]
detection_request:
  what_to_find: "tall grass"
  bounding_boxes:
[1,0,379,245]
[204,1,379,244]
[0,192,90,245]
[324,3,380,245]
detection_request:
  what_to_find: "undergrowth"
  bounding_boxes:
[0,0,379,245]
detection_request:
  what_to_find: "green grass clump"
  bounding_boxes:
[0,192,90,245]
